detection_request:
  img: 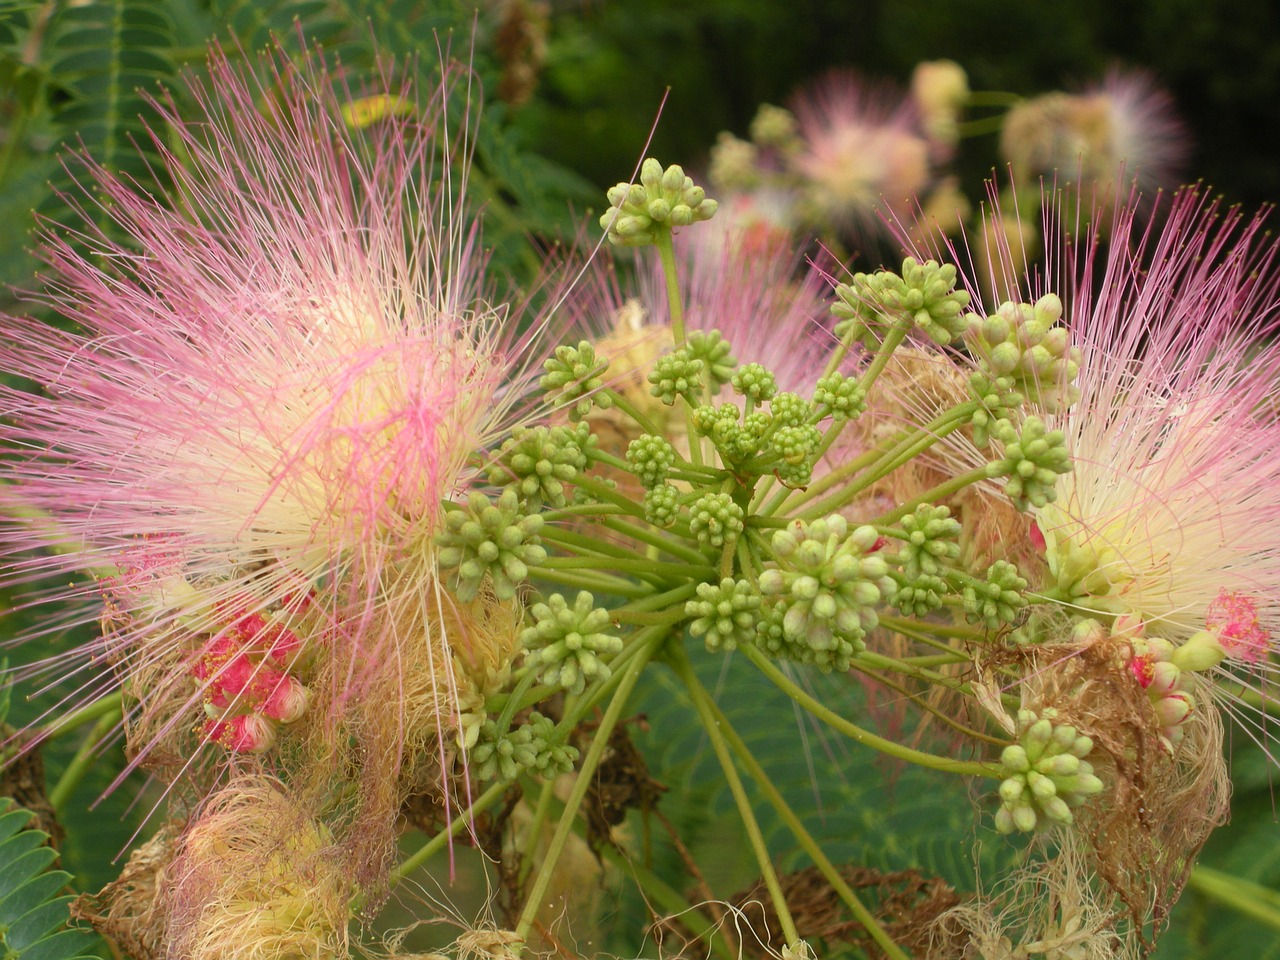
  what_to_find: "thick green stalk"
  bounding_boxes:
[601,517,710,564]
[48,710,122,811]
[798,404,978,520]
[603,388,664,437]
[517,777,557,887]
[513,630,666,947]
[669,648,801,950]
[857,315,913,397]
[654,230,686,347]
[742,645,1000,778]
[534,567,654,598]
[541,555,714,580]
[872,466,993,526]
[390,780,510,884]
[572,474,651,519]
[691,673,912,960]
[39,692,124,742]
[1187,864,1280,930]
[595,841,738,960]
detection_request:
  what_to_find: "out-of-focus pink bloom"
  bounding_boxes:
[1001,68,1189,197]
[789,70,931,247]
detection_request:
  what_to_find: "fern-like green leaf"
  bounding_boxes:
[207,0,347,53]
[40,0,176,227]
[0,799,96,960]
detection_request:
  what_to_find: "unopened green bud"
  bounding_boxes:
[1171,631,1227,673]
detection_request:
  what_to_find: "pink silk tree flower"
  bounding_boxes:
[908,188,1280,742]
[0,44,567,880]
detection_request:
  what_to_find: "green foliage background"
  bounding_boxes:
[2,1,1279,957]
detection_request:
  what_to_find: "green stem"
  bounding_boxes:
[654,230,686,347]
[798,404,976,520]
[517,777,557,887]
[878,613,984,643]
[48,710,121,811]
[611,581,699,616]
[857,315,912,397]
[39,692,124,742]
[533,568,655,598]
[873,466,993,526]
[541,524,656,562]
[692,674,912,960]
[603,388,664,438]
[595,842,738,960]
[853,649,974,695]
[541,555,713,579]
[390,780,510,884]
[742,646,1000,778]
[1187,864,1280,930]
[572,474,650,520]
[540,503,630,522]
[601,517,709,564]
[669,647,801,950]
[496,671,540,735]
[512,630,666,947]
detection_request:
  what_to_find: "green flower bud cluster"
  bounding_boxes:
[689,492,745,548]
[689,399,819,484]
[833,258,971,348]
[995,709,1105,834]
[541,341,611,421]
[770,423,823,487]
[686,578,762,652]
[644,484,681,528]
[731,363,778,403]
[490,423,595,509]
[812,372,867,421]
[521,591,623,695]
[770,392,815,428]
[962,560,1028,630]
[757,517,894,666]
[626,434,677,489]
[750,103,799,148]
[600,158,718,247]
[888,508,966,616]
[438,489,546,601]
[686,329,737,387]
[967,378,1024,449]
[471,711,579,782]
[692,403,770,464]
[987,417,1072,511]
[708,132,759,189]
[649,348,705,405]
[830,281,880,350]
[964,294,1080,414]
[891,573,950,618]
[896,505,962,579]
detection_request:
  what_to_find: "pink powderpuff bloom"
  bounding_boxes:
[0,43,567,835]
[788,70,931,249]
[911,187,1280,740]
